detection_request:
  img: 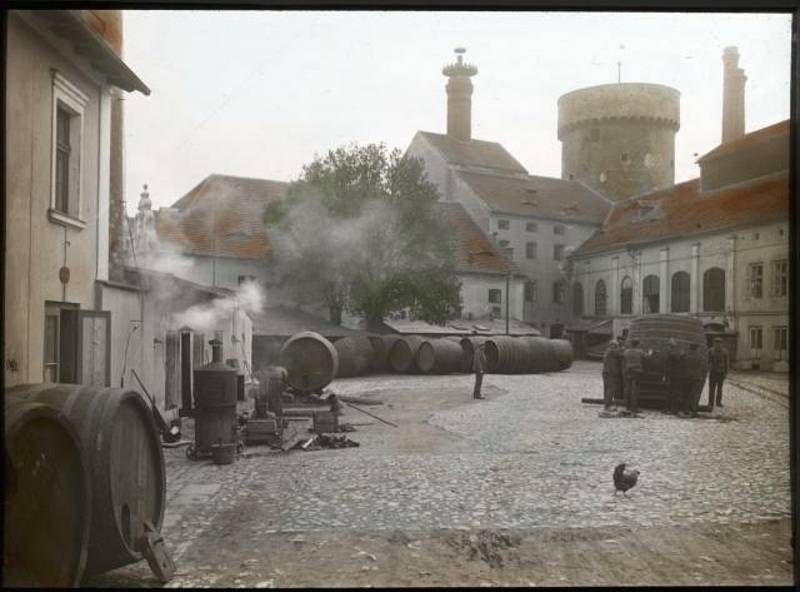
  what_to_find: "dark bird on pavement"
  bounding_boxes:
[613,463,640,496]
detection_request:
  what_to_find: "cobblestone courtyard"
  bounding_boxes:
[87,361,793,587]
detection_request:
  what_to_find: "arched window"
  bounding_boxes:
[594,280,607,316]
[671,271,690,313]
[643,275,660,314]
[703,267,726,312]
[572,283,584,316]
[620,276,633,315]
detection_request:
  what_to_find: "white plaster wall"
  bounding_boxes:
[458,273,523,321]
[570,220,789,368]
[5,14,106,386]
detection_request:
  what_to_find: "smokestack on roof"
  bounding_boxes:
[721,46,747,144]
[442,47,478,142]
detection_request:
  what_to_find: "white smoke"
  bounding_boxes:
[172,280,265,333]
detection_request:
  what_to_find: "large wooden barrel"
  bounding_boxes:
[4,396,90,587]
[388,335,425,373]
[627,315,709,408]
[518,336,557,373]
[368,335,388,373]
[415,339,465,374]
[484,336,529,373]
[5,384,166,575]
[380,335,402,372]
[279,331,338,391]
[459,336,489,373]
[333,335,376,378]
[551,339,574,371]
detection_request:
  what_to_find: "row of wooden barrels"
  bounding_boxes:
[279,332,574,392]
[4,385,166,587]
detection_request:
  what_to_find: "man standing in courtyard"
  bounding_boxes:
[473,341,487,400]
[708,338,730,409]
[602,340,623,411]
[686,342,704,416]
[623,339,652,414]
[664,338,687,414]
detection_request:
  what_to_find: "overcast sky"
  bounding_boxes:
[122,10,792,215]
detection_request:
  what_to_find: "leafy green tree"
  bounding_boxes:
[265,143,461,329]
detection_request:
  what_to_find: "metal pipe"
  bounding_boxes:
[505,273,510,335]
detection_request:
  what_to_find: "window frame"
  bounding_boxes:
[497,219,510,231]
[747,262,764,299]
[642,274,660,314]
[670,271,690,313]
[524,280,537,304]
[553,244,564,261]
[749,325,763,351]
[488,288,502,305]
[50,71,89,229]
[553,223,565,236]
[772,259,788,297]
[773,326,788,353]
[525,241,537,260]
[703,267,726,312]
[594,279,607,316]
[525,222,538,232]
[620,276,633,315]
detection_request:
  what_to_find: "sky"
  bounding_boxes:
[122,10,792,215]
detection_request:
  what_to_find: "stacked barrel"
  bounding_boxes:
[4,384,166,586]
[272,331,574,386]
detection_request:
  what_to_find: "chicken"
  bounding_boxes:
[613,463,640,496]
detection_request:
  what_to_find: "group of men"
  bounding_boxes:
[602,335,730,416]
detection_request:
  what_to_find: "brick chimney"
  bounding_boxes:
[442,48,478,141]
[721,46,747,144]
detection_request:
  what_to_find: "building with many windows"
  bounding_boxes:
[406,48,612,329]
[568,119,789,370]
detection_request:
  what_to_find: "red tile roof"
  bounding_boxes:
[437,202,515,276]
[456,170,612,224]
[156,174,288,259]
[417,131,528,174]
[697,119,790,162]
[573,171,789,256]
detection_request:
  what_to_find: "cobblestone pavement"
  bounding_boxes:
[86,361,792,587]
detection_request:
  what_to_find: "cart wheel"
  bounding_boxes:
[185,444,196,460]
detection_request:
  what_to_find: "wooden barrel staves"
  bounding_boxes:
[551,339,574,371]
[367,335,388,373]
[4,395,90,587]
[627,315,709,408]
[415,339,465,374]
[5,384,166,576]
[388,335,425,373]
[518,336,557,373]
[381,335,402,372]
[279,331,339,392]
[333,335,375,378]
[484,336,529,373]
[459,336,488,373]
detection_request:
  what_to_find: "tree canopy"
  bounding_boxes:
[264,143,461,329]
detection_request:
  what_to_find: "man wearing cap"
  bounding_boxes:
[602,340,624,411]
[622,339,653,414]
[707,338,730,408]
[472,342,487,400]
[664,338,687,414]
[686,342,704,416]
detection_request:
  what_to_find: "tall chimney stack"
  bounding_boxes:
[721,46,747,144]
[442,47,478,142]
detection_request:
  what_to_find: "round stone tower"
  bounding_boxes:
[557,83,680,201]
